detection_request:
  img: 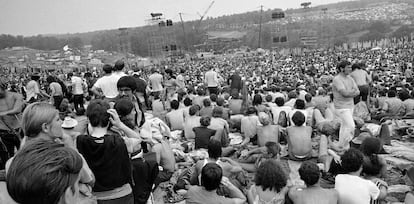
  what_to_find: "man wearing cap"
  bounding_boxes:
[332,60,360,151]
[91,64,119,102]
[0,80,24,167]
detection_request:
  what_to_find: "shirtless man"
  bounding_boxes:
[152,133,176,187]
[0,81,24,168]
[287,111,312,161]
[288,161,339,204]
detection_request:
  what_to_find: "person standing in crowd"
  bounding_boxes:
[68,72,87,112]
[46,75,64,109]
[26,73,48,103]
[204,66,219,95]
[91,64,119,102]
[332,60,360,151]
[350,62,371,102]
[0,80,23,169]
[176,68,186,92]
[228,69,242,95]
[148,67,164,98]
[112,60,127,80]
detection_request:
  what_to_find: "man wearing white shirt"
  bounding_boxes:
[112,60,127,80]
[335,148,379,204]
[204,67,219,95]
[91,64,119,102]
[68,72,86,112]
[148,68,164,98]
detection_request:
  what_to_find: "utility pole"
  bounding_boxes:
[179,13,188,51]
[258,5,263,48]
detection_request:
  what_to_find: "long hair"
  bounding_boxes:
[22,102,58,138]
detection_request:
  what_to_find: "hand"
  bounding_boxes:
[220,176,232,187]
[107,109,122,128]
[333,155,341,164]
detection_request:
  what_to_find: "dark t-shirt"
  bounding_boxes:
[229,74,242,90]
[193,127,216,149]
[134,76,147,94]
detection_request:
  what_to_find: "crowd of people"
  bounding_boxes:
[0,40,414,204]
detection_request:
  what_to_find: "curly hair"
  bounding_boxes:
[299,161,320,186]
[341,148,364,174]
[360,137,383,176]
[255,160,287,192]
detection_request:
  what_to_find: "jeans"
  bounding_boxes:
[334,108,355,150]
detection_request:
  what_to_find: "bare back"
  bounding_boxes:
[289,186,338,204]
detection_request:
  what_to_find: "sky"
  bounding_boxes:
[0,0,345,36]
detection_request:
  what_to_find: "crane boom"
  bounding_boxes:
[199,1,214,24]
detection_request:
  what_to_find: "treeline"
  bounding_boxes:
[0,34,84,50]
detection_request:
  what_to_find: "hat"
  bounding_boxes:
[61,117,78,129]
[297,85,306,90]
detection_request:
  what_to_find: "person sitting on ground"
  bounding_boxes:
[193,116,217,149]
[270,97,292,125]
[183,97,193,121]
[335,148,380,204]
[288,161,339,204]
[403,166,414,203]
[209,107,230,147]
[228,90,243,115]
[152,94,167,121]
[240,107,260,146]
[6,139,84,204]
[185,163,246,204]
[360,137,388,204]
[247,159,288,204]
[166,99,185,131]
[287,111,312,161]
[140,116,176,188]
[289,99,308,126]
[238,142,280,173]
[190,140,243,186]
[257,112,279,147]
[184,105,201,142]
[200,98,214,117]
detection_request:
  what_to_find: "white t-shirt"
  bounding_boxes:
[335,174,380,204]
[204,70,218,87]
[71,76,84,95]
[93,75,119,98]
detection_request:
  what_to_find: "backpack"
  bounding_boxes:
[278,110,289,127]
